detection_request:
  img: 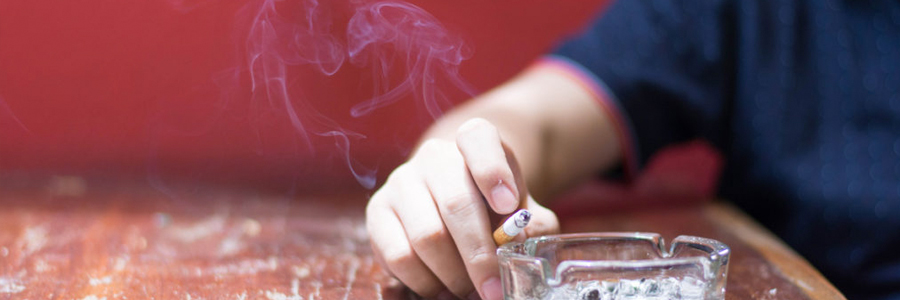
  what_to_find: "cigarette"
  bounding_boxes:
[493,209,531,246]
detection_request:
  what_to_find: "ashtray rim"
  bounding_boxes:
[497,232,731,286]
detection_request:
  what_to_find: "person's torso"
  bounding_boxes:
[720,1,900,298]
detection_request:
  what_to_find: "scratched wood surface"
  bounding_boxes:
[0,176,844,299]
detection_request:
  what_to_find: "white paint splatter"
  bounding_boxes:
[82,295,106,300]
[113,256,129,272]
[21,226,48,255]
[242,219,261,236]
[351,222,368,242]
[768,288,777,295]
[291,265,310,278]
[168,215,226,243]
[309,281,321,300]
[33,259,53,273]
[89,276,112,286]
[0,278,25,294]
[207,258,278,275]
[264,279,302,300]
[267,256,279,270]
[341,258,360,300]
[218,236,244,257]
[219,218,264,256]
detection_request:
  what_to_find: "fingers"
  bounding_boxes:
[391,169,474,298]
[419,140,503,300]
[456,118,520,215]
[369,118,547,300]
[366,186,443,297]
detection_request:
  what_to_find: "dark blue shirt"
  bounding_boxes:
[554,0,900,298]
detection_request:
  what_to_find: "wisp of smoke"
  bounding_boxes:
[0,95,31,134]
[321,130,377,189]
[346,1,475,119]
[155,0,472,190]
[242,0,346,150]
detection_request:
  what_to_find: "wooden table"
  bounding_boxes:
[0,176,845,299]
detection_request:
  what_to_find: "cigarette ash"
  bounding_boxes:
[543,277,707,300]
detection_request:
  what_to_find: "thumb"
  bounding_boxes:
[517,195,560,241]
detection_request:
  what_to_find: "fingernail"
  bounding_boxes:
[481,277,502,300]
[491,184,517,214]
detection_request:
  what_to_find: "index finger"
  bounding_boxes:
[456,118,521,215]
[419,141,503,300]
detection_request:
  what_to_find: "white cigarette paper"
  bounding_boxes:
[493,209,531,245]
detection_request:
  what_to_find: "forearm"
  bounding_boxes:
[419,66,622,201]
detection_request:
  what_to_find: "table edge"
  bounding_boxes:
[705,202,846,300]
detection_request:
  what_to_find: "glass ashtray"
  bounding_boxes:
[497,232,730,300]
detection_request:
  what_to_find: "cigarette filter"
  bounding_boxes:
[493,209,531,246]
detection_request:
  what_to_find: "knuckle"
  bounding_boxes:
[366,191,387,213]
[463,244,495,269]
[384,164,413,185]
[417,138,451,154]
[438,192,483,217]
[447,278,475,297]
[408,224,448,250]
[367,184,401,216]
[457,118,496,135]
[410,279,444,298]
[442,268,475,293]
[414,140,461,168]
[382,246,417,270]
[365,198,389,231]
[380,248,443,297]
[468,163,509,183]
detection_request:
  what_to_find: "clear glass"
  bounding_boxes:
[497,232,730,300]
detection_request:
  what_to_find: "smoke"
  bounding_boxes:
[321,130,377,189]
[0,95,31,134]
[346,1,475,119]
[154,0,472,190]
[240,0,354,156]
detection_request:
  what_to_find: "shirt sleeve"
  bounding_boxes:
[553,0,737,170]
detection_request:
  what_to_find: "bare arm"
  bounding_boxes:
[422,65,621,201]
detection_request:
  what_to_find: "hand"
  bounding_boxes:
[366,118,560,300]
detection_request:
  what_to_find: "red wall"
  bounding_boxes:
[0,0,610,192]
